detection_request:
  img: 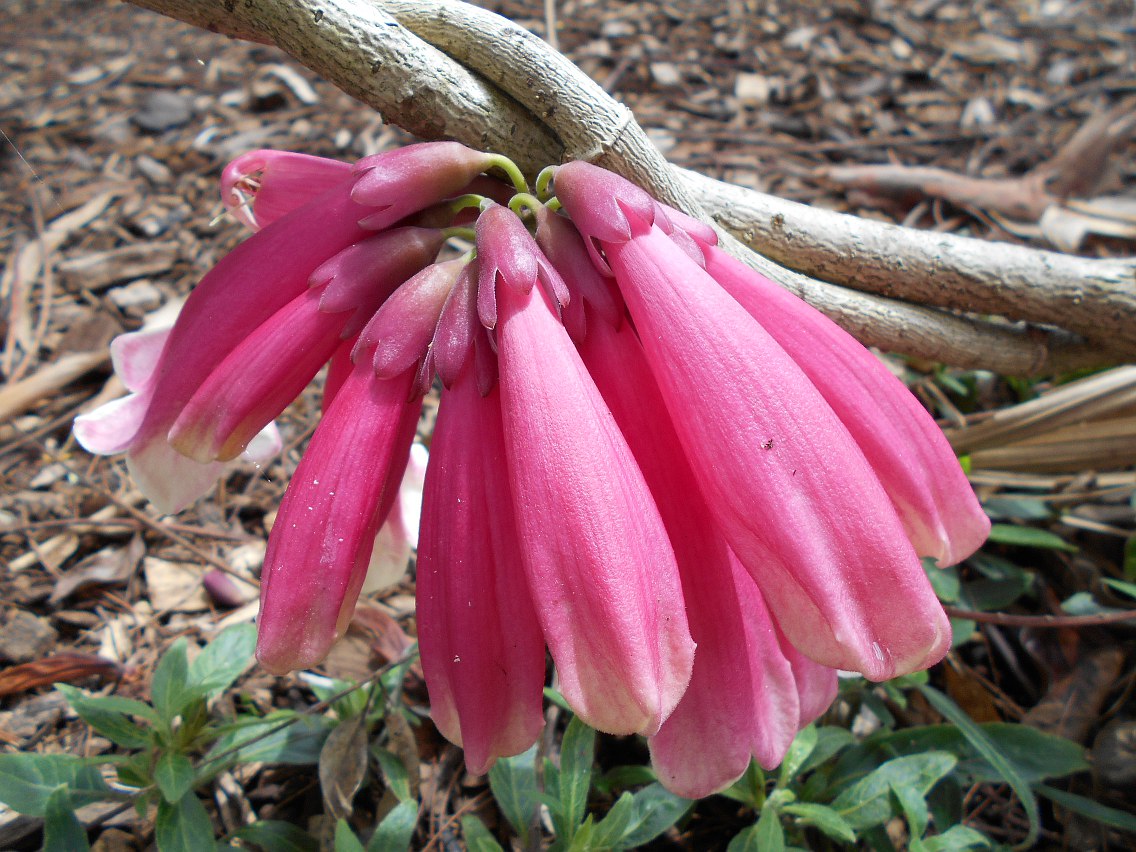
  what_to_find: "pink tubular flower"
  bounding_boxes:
[256,356,421,673]
[79,143,988,791]
[703,246,990,566]
[484,204,695,736]
[575,309,798,797]
[555,161,955,681]
[73,304,281,483]
[416,372,546,773]
[222,150,353,231]
[361,442,429,594]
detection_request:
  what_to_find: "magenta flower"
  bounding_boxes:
[76,144,988,795]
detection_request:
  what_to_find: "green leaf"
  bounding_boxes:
[460,815,505,852]
[187,624,257,698]
[333,820,366,852]
[892,777,931,840]
[781,802,855,844]
[981,498,1051,522]
[1102,577,1136,601]
[543,686,571,713]
[54,684,153,750]
[778,726,818,788]
[209,713,333,766]
[877,722,1089,785]
[985,524,1077,552]
[366,799,419,852]
[156,793,215,852]
[1123,536,1136,580]
[155,752,196,803]
[152,638,193,723]
[0,753,113,816]
[373,748,411,803]
[557,715,595,842]
[1036,783,1136,835]
[585,792,634,849]
[918,686,1038,850]
[229,820,319,852]
[304,676,369,720]
[918,824,992,851]
[1061,591,1126,616]
[720,760,765,807]
[924,559,960,603]
[831,752,957,830]
[615,783,693,849]
[595,764,657,793]
[797,727,855,777]
[726,824,761,852]
[487,745,539,844]
[43,786,90,852]
[754,803,786,852]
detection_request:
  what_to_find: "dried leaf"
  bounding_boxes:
[57,242,179,292]
[1024,647,1124,743]
[350,602,415,666]
[51,535,145,603]
[0,654,123,697]
[1040,198,1136,252]
[318,715,369,821]
[143,557,210,612]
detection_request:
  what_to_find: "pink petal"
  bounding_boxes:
[655,203,719,250]
[311,227,445,337]
[495,274,694,736]
[361,442,428,594]
[775,625,839,728]
[322,338,355,412]
[432,264,479,388]
[417,374,546,773]
[553,161,657,243]
[649,559,800,798]
[475,204,541,330]
[110,326,172,392]
[128,182,371,510]
[168,287,347,463]
[221,150,353,232]
[73,392,153,455]
[125,439,227,515]
[599,222,949,681]
[242,422,282,462]
[359,258,466,380]
[578,316,796,797]
[533,206,622,338]
[256,363,421,674]
[351,143,495,230]
[706,247,990,566]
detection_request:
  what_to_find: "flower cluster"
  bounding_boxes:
[75,142,989,797]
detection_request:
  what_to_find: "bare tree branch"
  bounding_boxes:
[682,170,1136,357]
[122,0,1134,376]
[126,0,562,172]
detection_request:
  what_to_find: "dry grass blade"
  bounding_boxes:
[948,367,1136,456]
[966,417,1136,474]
